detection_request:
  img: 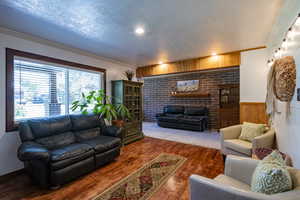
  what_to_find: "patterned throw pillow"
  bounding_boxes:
[239,122,265,142]
[251,150,292,195]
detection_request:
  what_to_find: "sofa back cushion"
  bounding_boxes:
[164,105,184,114]
[27,115,72,139]
[184,107,208,116]
[70,114,103,131]
[74,127,101,141]
[35,132,76,149]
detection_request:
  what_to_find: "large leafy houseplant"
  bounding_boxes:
[71,90,131,126]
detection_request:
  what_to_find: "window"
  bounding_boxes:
[6,48,106,131]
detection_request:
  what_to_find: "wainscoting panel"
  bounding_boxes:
[240,102,268,124]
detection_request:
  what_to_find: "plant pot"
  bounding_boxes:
[113,120,124,128]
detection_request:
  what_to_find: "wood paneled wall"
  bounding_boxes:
[240,102,268,124]
[136,47,266,78]
[136,52,240,78]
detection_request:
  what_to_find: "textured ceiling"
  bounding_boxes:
[0,0,282,66]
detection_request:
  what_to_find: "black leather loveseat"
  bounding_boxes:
[17,114,122,188]
[156,105,208,131]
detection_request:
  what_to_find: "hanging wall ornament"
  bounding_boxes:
[274,56,296,102]
[266,61,279,124]
[266,56,296,123]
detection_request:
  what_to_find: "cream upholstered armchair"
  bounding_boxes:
[190,155,300,200]
[220,125,275,157]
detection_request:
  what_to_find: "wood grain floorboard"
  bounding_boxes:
[0,137,224,200]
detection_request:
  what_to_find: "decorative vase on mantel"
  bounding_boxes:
[124,70,134,81]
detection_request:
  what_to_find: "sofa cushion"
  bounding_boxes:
[165,113,184,118]
[157,116,181,123]
[163,105,184,114]
[184,106,208,116]
[80,136,121,153]
[224,139,252,156]
[50,143,92,161]
[28,115,72,139]
[70,114,103,131]
[180,117,205,125]
[51,149,94,170]
[239,122,265,142]
[251,150,292,195]
[35,132,76,150]
[214,174,251,191]
[74,127,101,141]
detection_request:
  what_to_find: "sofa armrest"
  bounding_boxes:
[225,155,259,185]
[103,125,123,138]
[189,175,270,200]
[18,142,50,162]
[220,125,242,140]
[252,129,275,150]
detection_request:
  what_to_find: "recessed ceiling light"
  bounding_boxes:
[135,27,145,35]
[211,52,217,56]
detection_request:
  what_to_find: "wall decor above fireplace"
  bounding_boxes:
[177,80,199,92]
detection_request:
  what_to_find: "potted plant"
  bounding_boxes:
[124,70,134,81]
[71,89,131,127]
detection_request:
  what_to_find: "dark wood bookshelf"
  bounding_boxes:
[111,80,144,145]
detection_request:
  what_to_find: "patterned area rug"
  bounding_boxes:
[93,153,187,200]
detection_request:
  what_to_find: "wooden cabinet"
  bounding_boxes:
[218,84,240,129]
[111,80,144,144]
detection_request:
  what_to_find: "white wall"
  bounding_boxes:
[240,48,268,102]
[0,29,136,176]
[266,0,300,168]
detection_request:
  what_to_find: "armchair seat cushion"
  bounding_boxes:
[50,143,92,162]
[80,136,121,153]
[224,139,252,156]
[214,174,251,191]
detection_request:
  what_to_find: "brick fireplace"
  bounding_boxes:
[143,68,240,129]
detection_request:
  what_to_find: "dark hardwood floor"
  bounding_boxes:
[0,137,224,200]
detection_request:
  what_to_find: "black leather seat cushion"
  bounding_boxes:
[179,118,204,125]
[51,149,94,170]
[157,116,181,123]
[50,143,92,162]
[80,136,121,153]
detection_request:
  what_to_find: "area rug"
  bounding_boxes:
[93,153,187,200]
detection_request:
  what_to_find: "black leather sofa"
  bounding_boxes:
[17,114,122,188]
[156,105,208,131]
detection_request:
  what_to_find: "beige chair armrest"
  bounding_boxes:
[252,129,275,150]
[189,174,271,200]
[225,155,259,185]
[220,125,242,140]
[220,125,242,155]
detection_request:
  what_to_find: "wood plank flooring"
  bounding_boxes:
[0,137,224,200]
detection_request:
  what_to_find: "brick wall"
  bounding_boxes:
[143,68,240,129]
